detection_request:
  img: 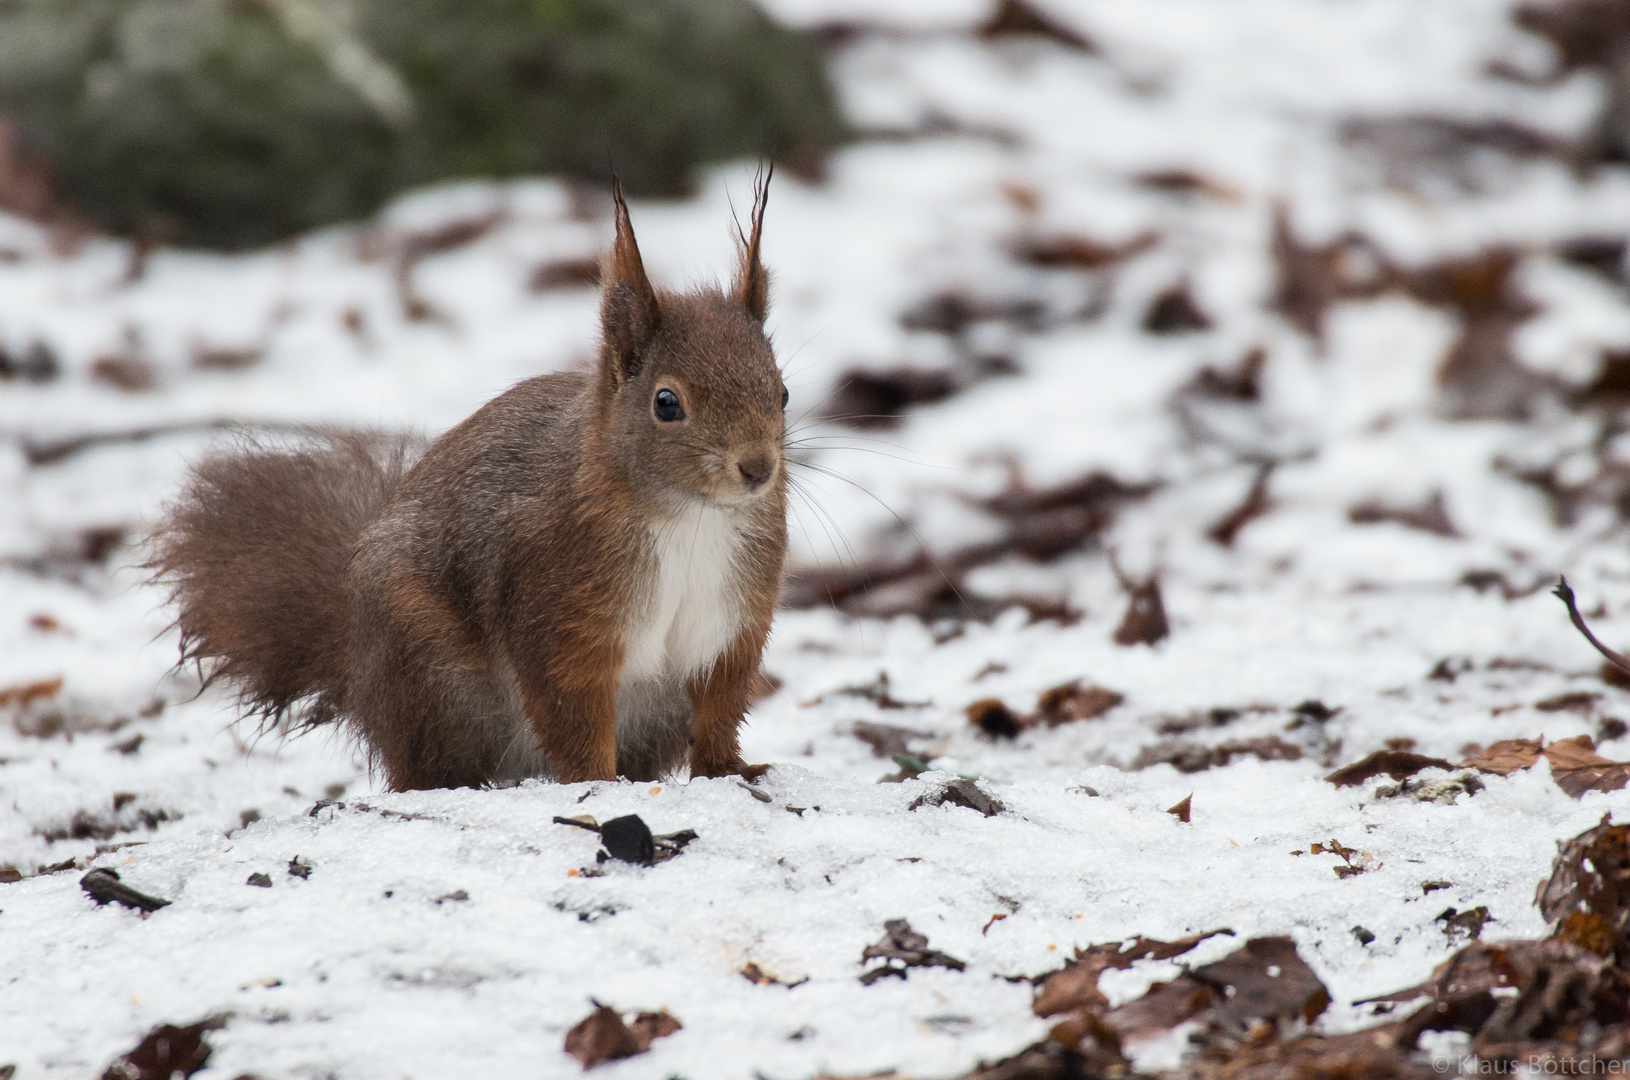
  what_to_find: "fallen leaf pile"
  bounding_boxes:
[945,814,1630,1078]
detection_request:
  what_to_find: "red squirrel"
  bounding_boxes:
[151,173,787,790]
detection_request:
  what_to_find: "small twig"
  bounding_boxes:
[1554,576,1630,674]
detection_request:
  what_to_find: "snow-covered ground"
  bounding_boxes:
[5,0,1630,1075]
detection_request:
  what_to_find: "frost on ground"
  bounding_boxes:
[6,0,1630,1076]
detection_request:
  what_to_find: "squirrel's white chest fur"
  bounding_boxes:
[619,503,744,684]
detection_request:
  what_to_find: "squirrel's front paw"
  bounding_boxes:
[693,758,771,782]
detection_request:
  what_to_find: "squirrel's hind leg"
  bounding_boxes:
[348,560,517,790]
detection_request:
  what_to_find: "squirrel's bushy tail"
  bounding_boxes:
[149,430,419,729]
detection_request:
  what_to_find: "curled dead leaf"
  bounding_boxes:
[1541,735,1630,797]
[1325,749,1455,787]
[563,1004,680,1068]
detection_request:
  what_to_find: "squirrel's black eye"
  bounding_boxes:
[780,385,789,410]
[654,389,684,422]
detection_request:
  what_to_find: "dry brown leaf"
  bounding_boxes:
[1536,815,1630,963]
[1015,231,1157,270]
[1461,737,1543,776]
[100,1016,225,1080]
[909,778,1005,817]
[563,1004,679,1068]
[1035,681,1124,725]
[1325,749,1455,787]
[979,0,1097,51]
[1033,928,1233,1020]
[1113,574,1169,647]
[1541,735,1630,797]
[1167,794,1192,823]
[1102,976,1216,1040]
[1189,936,1332,1027]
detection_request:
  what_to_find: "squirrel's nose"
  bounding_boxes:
[737,454,775,488]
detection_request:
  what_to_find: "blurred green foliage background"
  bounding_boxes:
[0,0,843,248]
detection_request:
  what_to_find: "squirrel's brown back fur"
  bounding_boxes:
[151,172,787,790]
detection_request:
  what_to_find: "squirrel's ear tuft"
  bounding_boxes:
[732,163,773,325]
[601,177,660,385]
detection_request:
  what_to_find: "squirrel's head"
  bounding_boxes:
[595,169,786,512]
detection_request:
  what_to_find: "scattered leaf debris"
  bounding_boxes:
[1166,794,1192,823]
[246,873,271,888]
[782,470,1152,622]
[1292,839,1381,878]
[563,1003,681,1068]
[860,919,967,985]
[829,671,929,710]
[821,367,959,430]
[286,856,313,880]
[909,778,1006,817]
[80,868,170,913]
